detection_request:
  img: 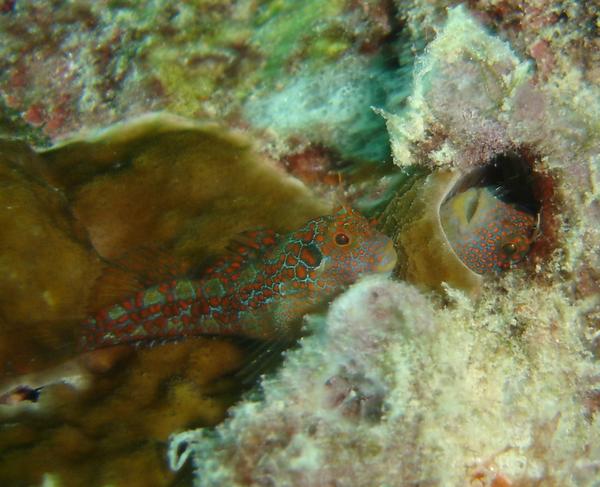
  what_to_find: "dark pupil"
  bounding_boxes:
[503,242,517,255]
[335,233,350,245]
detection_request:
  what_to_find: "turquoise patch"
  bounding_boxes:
[143,288,166,307]
[108,305,127,321]
[174,280,196,301]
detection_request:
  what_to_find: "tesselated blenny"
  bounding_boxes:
[79,207,398,350]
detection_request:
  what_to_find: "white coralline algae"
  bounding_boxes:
[169,274,600,486]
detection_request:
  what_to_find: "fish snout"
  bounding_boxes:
[374,239,398,274]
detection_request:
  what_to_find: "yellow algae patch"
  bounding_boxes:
[381,170,482,296]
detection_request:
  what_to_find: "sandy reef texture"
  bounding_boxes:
[168,5,600,487]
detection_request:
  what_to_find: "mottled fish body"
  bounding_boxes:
[80,208,397,350]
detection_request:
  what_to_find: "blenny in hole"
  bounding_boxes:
[440,186,537,274]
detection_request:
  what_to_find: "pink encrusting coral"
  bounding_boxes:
[170,275,600,486]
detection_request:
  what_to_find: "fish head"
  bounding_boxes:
[440,186,537,274]
[297,207,397,287]
[494,230,535,270]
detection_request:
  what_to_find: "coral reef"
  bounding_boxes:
[0,1,598,486]
[402,0,600,86]
[170,276,600,486]
[169,5,600,487]
[382,4,599,299]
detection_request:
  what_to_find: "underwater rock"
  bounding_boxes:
[380,170,483,295]
[0,0,398,146]
[382,5,599,312]
[401,1,600,87]
[381,5,531,171]
[169,277,438,486]
[170,273,600,486]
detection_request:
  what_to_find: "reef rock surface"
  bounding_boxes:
[169,6,600,487]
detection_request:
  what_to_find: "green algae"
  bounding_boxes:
[244,54,395,163]
[1,0,405,166]
[250,0,350,82]
[0,101,50,148]
[144,0,377,120]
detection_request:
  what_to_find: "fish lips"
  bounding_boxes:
[374,239,398,274]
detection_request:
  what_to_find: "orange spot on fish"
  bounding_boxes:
[296,266,307,280]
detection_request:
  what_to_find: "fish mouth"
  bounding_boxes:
[374,240,398,273]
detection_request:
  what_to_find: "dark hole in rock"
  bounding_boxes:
[176,441,189,458]
[446,151,540,215]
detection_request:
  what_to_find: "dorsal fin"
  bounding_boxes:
[202,229,280,279]
[115,247,192,286]
[227,228,280,259]
[89,265,144,312]
[89,247,193,312]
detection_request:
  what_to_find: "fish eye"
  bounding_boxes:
[335,232,350,246]
[502,242,518,256]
